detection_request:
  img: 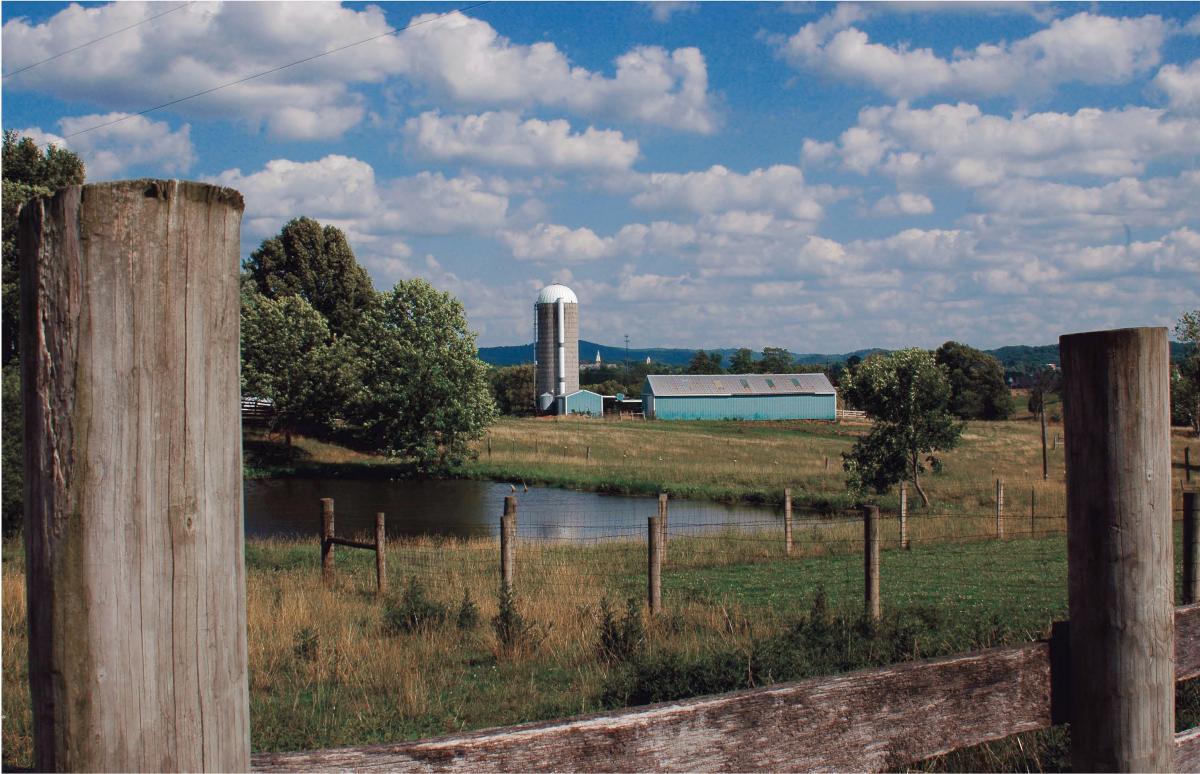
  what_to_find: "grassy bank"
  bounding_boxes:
[463,413,1199,514]
[4,525,1195,770]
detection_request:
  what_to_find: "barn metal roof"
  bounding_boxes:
[644,373,836,397]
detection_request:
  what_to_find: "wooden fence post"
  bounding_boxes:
[1061,326,1173,772]
[784,488,793,556]
[321,498,335,587]
[648,515,662,615]
[994,479,1005,539]
[1030,487,1036,537]
[375,513,387,597]
[1185,489,1198,605]
[824,456,830,472]
[586,445,591,462]
[1041,407,1049,480]
[862,505,880,622]
[19,180,249,771]
[501,496,517,593]
[1187,447,1193,483]
[487,437,492,458]
[658,492,669,564]
[899,481,909,550]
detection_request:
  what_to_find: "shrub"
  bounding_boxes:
[456,589,480,631]
[492,585,542,656]
[383,577,448,634]
[292,627,319,662]
[597,597,645,663]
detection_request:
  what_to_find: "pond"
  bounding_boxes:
[243,478,791,543]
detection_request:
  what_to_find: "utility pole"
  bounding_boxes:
[624,334,631,384]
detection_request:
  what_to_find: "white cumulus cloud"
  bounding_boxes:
[773,10,1172,100]
[404,111,639,171]
[1154,60,1200,114]
[15,113,194,179]
[630,164,849,221]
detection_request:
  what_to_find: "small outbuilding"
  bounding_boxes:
[558,389,604,417]
[642,373,837,421]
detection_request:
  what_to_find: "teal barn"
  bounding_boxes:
[642,374,837,421]
[558,389,604,417]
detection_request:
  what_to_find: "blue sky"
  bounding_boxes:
[3,1,1198,351]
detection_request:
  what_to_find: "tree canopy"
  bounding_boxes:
[240,291,359,446]
[934,341,1014,420]
[729,348,755,373]
[686,350,724,374]
[350,279,495,468]
[758,346,794,373]
[1174,309,1200,434]
[841,349,963,507]
[245,216,376,337]
[490,364,536,416]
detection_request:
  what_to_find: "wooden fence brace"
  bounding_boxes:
[375,513,387,596]
[863,505,880,622]
[784,488,793,556]
[648,515,662,615]
[899,481,909,550]
[321,498,336,587]
[995,479,1005,539]
[658,492,669,564]
[1185,490,1198,606]
[20,180,249,771]
[1061,326,1174,771]
[501,496,517,593]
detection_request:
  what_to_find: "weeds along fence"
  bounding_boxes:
[309,480,1198,632]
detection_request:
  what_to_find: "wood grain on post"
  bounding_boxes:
[900,481,909,550]
[321,498,335,587]
[501,496,516,593]
[648,515,662,615]
[863,505,880,622]
[1060,327,1174,772]
[994,479,1005,539]
[375,512,387,597]
[1185,490,1198,605]
[19,180,249,772]
[784,488,793,556]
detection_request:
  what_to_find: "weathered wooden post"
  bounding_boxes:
[375,512,387,597]
[487,436,492,458]
[586,445,591,462]
[1030,487,1036,537]
[501,496,517,593]
[20,180,249,771]
[321,498,336,586]
[824,455,830,472]
[994,479,1005,539]
[1061,327,1173,771]
[784,488,793,556]
[899,481,909,550]
[1185,489,1198,605]
[862,505,880,622]
[648,515,662,615]
[658,492,669,564]
[1187,446,1193,483]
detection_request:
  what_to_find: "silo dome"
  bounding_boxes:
[536,284,578,305]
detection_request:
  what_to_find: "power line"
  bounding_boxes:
[3,2,193,80]
[61,1,491,140]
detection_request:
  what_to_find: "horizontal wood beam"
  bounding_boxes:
[326,537,377,551]
[251,605,1200,773]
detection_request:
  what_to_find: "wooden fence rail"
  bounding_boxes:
[252,605,1200,773]
[320,498,387,595]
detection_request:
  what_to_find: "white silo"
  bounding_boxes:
[534,284,579,413]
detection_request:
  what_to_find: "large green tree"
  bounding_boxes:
[758,346,795,373]
[841,349,963,507]
[245,216,376,337]
[2,132,86,535]
[490,364,536,416]
[729,348,755,374]
[934,341,1014,420]
[241,291,359,448]
[1174,310,1200,435]
[686,350,724,374]
[351,279,495,469]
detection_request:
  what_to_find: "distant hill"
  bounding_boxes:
[478,340,1191,369]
